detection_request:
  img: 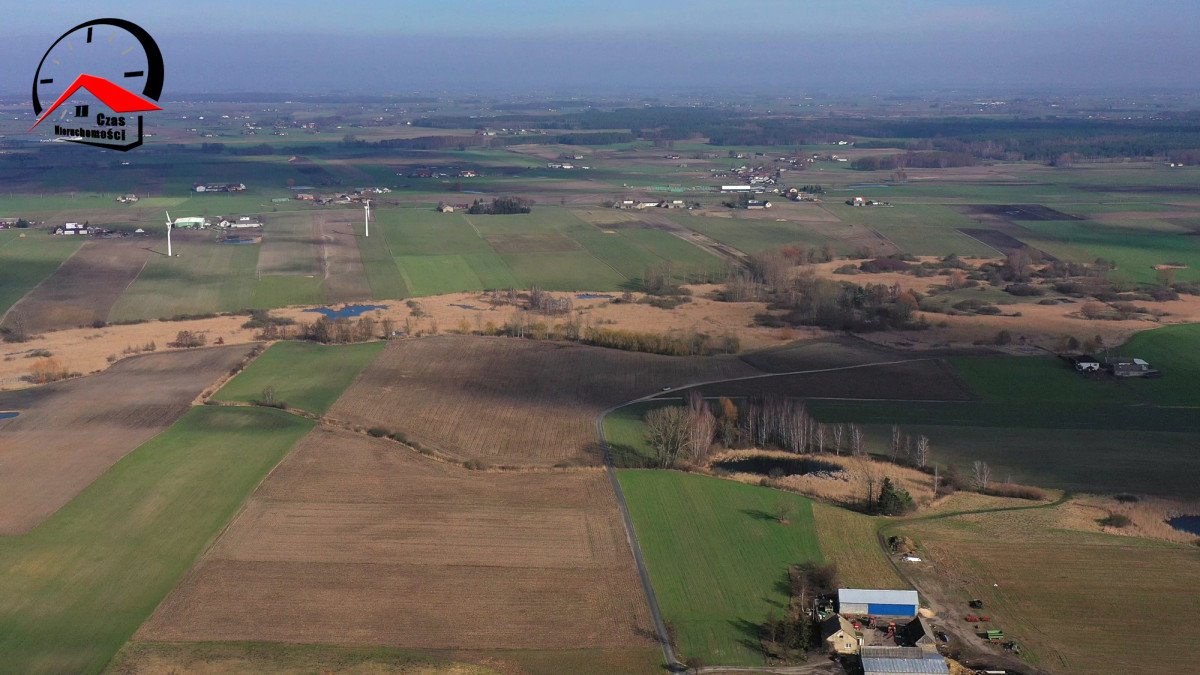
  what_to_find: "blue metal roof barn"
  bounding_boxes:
[838,588,920,617]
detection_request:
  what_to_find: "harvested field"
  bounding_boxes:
[0,344,253,534]
[327,335,761,466]
[139,428,657,652]
[959,204,1085,221]
[901,505,1200,675]
[1,238,150,333]
[315,214,373,303]
[256,213,319,276]
[659,358,976,402]
[740,336,908,372]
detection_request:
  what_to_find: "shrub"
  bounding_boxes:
[1099,513,1133,528]
[981,483,1047,500]
[367,427,389,438]
[1113,493,1140,503]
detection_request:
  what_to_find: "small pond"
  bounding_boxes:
[1167,515,1200,536]
[305,304,388,320]
[220,237,257,245]
[712,455,842,478]
[577,293,616,300]
[0,411,19,420]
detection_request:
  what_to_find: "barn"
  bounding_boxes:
[860,647,949,675]
[838,588,919,617]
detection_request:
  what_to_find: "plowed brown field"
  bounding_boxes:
[1,238,151,333]
[0,344,253,534]
[327,335,762,466]
[138,428,657,652]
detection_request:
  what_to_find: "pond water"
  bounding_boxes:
[1167,515,1200,536]
[220,237,257,245]
[712,455,842,478]
[305,304,388,320]
[0,412,19,420]
[577,293,615,300]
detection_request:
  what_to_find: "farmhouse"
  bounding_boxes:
[219,217,263,229]
[839,589,919,617]
[746,200,772,209]
[172,217,209,229]
[116,194,138,203]
[1071,354,1102,373]
[821,614,860,655]
[1106,356,1157,378]
[437,203,455,213]
[860,646,949,675]
[54,222,91,235]
[294,193,315,201]
[194,183,246,193]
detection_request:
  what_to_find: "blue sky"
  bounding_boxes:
[1,1,1198,93]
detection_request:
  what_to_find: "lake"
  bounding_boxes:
[1167,515,1200,536]
[305,304,388,320]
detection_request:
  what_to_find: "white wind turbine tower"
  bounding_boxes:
[364,199,371,237]
[164,211,173,257]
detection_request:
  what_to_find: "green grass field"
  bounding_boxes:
[1019,220,1200,284]
[949,356,1138,404]
[108,236,260,321]
[1117,323,1200,406]
[0,406,314,674]
[618,470,823,666]
[213,340,385,414]
[0,234,83,318]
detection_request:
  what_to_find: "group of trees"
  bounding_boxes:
[466,196,533,215]
[760,563,840,662]
[302,315,393,344]
[851,150,977,171]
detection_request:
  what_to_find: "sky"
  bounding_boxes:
[1,0,1198,95]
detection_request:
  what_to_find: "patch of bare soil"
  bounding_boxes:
[0,344,253,533]
[138,428,657,651]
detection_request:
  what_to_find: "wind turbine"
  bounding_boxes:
[364,199,371,238]
[164,210,173,257]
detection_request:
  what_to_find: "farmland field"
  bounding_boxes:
[618,470,823,666]
[328,335,759,466]
[0,405,314,674]
[0,344,254,534]
[212,340,385,414]
[899,505,1200,675]
[0,234,83,322]
[948,355,1137,404]
[1118,322,1200,406]
[139,428,657,657]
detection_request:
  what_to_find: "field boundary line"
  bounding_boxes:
[0,237,85,328]
[953,228,1006,256]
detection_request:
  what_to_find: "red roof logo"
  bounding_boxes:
[28,73,161,131]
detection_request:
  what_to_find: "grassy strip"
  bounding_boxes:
[0,407,314,674]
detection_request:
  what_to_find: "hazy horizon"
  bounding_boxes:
[2,1,1199,96]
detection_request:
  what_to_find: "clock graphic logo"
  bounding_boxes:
[29,18,164,151]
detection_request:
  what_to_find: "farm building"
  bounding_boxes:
[839,589,919,617]
[899,616,938,653]
[1071,354,1102,373]
[1106,356,1157,378]
[720,185,756,192]
[219,217,262,229]
[860,647,949,675]
[820,614,860,655]
[746,200,772,209]
[54,222,91,235]
[172,217,209,229]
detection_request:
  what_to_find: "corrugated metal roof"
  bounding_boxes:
[839,588,919,606]
[862,656,950,674]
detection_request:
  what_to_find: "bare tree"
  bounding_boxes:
[782,401,809,453]
[832,424,845,456]
[645,406,690,469]
[914,435,930,468]
[972,460,992,490]
[850,424,866,457]
[814,423,826,454]
[889,425,902,463]
[685,391,716,464]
